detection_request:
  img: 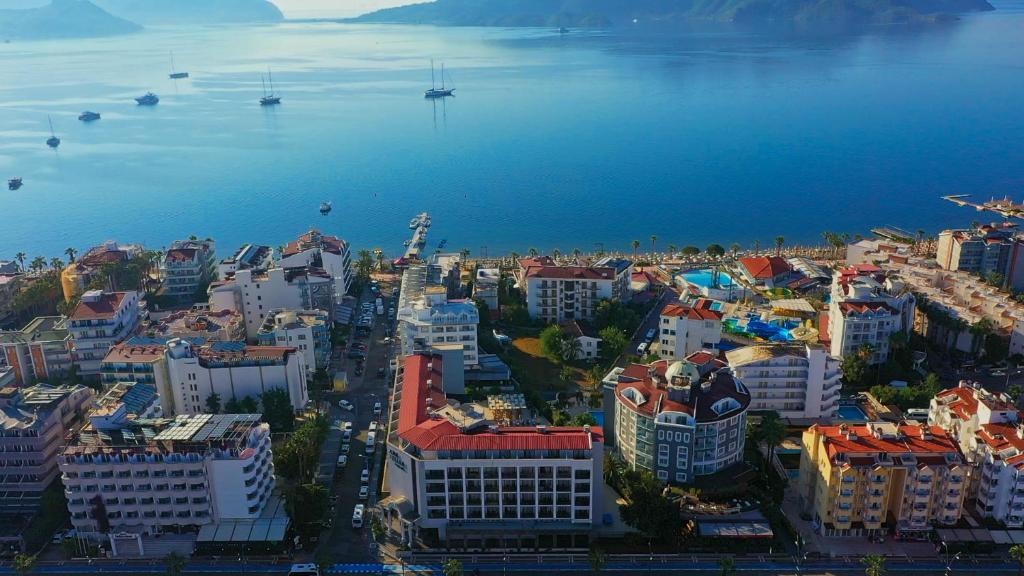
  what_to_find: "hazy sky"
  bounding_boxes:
[271,0,413,18]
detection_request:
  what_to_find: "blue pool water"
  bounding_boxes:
[590,411,605,427]
[836,405,869,421]
[724,316,798,341]
[680,270,735,289]
[709,301,725,311]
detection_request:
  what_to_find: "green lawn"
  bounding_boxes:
[507,337,591,393]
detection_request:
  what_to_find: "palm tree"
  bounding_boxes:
[589,546,607,575]
[650,234,657,254]
[373,248,385,271]
[631,240,641,261]
[50,257,64,271]
[528,247,539,257]
[442,558,464,576]
[64,247,77,263]
[30,256,46,274]
[861,554,886,576]
[753,239,760,256]
[969,318,995,358]
[164,551,186,576]
[603,453,625,491]
[1009,543,1024,576]
[774,236,785,256]
[12,553,36,576]
[667,244,677,257]
[754,412,786,477]
[15,252,26,272]
[573,248,582,261]
[730,243,741,260]
[552,249,562,261]
[718,556,736,576]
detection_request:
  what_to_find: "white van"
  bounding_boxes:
[289,564,321,576]
[366,431,377,454]
[636,342,649,356]
[351,504,365,528]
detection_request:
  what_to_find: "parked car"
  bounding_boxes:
[351,343,368,351]
[341,443,350,454]
[360,468,369,484]
[377,367,386,378]
[336,455,348,468]
[373,401,382,415]
[338,399,354,411]
[351,505,364,528]
[359,485,369,500]
[645,328,657,340]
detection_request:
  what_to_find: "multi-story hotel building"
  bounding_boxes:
[146,309,245,343]
[278,229,354,302]
[522,265,622,323]
[60,412,275,539]
[398,266,479,367]
[0,316,73,385]
[725,343,842,420]
[159,239,217,304]
[216,244,273,279]
[826,266,915,364]
[215,267,334,340]
[605,354,750,484]
[68,290,143,377]
[382,353,604,550]
[936,223,1024,290]
[799,422,967,538]
[929,382,1024,527]
[0,384,94,514]
[657,299,723,360]
[164,338,308,415]
[257,309,330,375]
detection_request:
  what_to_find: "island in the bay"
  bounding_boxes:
[352,0,995,27]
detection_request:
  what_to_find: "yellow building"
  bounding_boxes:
[59,243,141,302]
[799,421,966,538]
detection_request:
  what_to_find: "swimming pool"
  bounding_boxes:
[680,269,734,289]
[709,301,725,311]
[724,317,798,341]
[835,405,869,421]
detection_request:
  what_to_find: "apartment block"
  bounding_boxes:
[521,263,623,323]
[60,241,144,302]
[217,244,273,279]
[799,422,966,538]
[68,290,143,377]
[929,382,1024,527]
[725,343,842,420]
[219,267,334,340]
[606,354,750,484]
[165,338,308,416]
[398,266,479,367]
[657,299,723,360]
[0,384,94,514]
[278,229,353,302]
[0,316,74,385]
[60,413,274,538]
[826,266,915,364]
[146,309,245,342]
[383,353,604,549]
[101,342,176,416]
[257,309,330,375]
[936,223,1024,290]
[160,239,217,304]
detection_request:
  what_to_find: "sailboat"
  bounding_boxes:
[260,69,281,106]
[424,60,454,99]
[45,116,60,149]
[169,52,189,79]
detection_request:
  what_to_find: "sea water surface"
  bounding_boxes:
[1,2,1023,259]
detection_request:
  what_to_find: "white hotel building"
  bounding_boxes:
[397,265,480,367]
[827,266,915,364]
[725,343,842,420]
[60,412,275,539]
[68,290,143,377]
[382,353,604,550]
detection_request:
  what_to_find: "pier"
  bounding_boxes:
[942,194,1024,219]
[403,212,431,260]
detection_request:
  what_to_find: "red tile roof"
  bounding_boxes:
[165,248,197,263]
[70,292,130,320]
[518,256,555,269]
[103,343,166,363]
[613,360,748,422]
[812,423,961,463]
[397,354,600,452]
[525,266,615,280]
[283,229,348,257]
[80,249,129,267]
[838,301,897,317]
[661,299,723,321]
[738,257,791,280]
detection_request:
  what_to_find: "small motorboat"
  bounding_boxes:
[135,92,159,106]
[8,177,23,191]
[319,201,332,215]
[78,111,101,122]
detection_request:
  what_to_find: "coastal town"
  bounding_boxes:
[5,212,1024,576]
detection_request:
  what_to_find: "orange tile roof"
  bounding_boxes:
[738,256,791,280]
[70,292,130,320]
[813,423,961,464]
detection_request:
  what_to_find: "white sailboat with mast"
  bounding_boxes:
[424,60,454,99]
[169,52,189,79]
[260,68,281,106]
[45,116,60,149]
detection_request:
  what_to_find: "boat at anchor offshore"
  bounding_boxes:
[135,92,159,106]
[424,60,454,99]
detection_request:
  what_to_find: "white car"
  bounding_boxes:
[361,468,369,484]
[336,455,348,467]
[338,399,353,411]
[341,443,350,454]
[373,401,382,415]
[359,485,369,500]
[351,504,365,528]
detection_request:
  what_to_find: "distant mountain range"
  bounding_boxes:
[0,0,140,40]
[0,0,283,40]
[351,0,995,27]
[91,0,283,25]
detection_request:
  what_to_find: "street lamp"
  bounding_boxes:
[941,541,961,576]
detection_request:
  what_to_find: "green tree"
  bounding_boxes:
[64,247,77,263]
[706,244,726,258]
[560,365,576,385]
[752,411,785,477]
[861,554,886,576]
[632,240,641,261]
[373,248,385,272]
[681,246,700,257]
[666,244,677,257]
[528,247,539,257]
[240,396,260,413]
[355,249,375,280]
[970,318,995,358]
[50,257,64,271]
[443,559,464,576]
[775,236,785,256]
[261,388,295,432]
[164,551,187,576]
[13,553,36,576]
[650,235,657,254]
[224,397,242,413]
[205,392,221,414]
[985,271,1005,288]
[30,256,46,274]
[618,469,681,544]
[719,555,736,576]
[598,326,629,362]
[15,252,26,272]
[730,243,741,259]
[371,513,387,542]
[603,453,626,493]
[1010,543,1024,576]
[841,344,873,388]
[561,336,583,363]
[540,324,569,364]
[589,546,607,575]
[286,482,329,538]
[572,412,598,427]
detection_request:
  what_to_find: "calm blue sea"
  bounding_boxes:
[2,2,1023,260]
